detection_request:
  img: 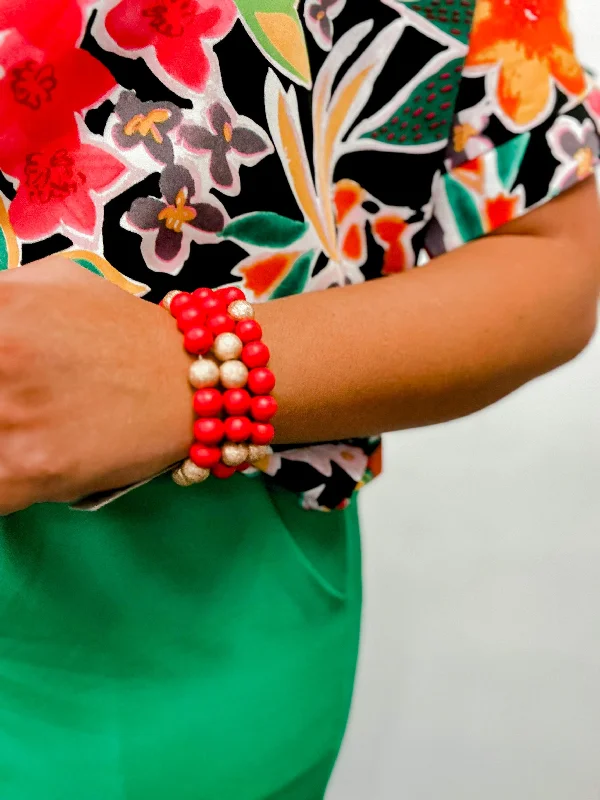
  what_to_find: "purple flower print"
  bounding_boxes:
[113,91,182,165]
[304,0,346,51]
[127,165,224,271]
[547,116,599,193]
[180,102,270,191]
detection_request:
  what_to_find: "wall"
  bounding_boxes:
[328,3,600,798]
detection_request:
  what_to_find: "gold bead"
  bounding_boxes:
[220,359,248,389]
[228,300,254,321]
[213,332,243,362]
[221,442,249,467]
[172,459,211,486]
[189,357,220,389]
[172,466,193,487]
[161,290,182,312]
[248,445,272,463]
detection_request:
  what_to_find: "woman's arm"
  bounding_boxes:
[264,177,600,443]
[0,178,597,512]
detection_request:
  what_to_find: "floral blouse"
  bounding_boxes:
[0,0,598,511]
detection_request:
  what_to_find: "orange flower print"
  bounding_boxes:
[465,0,587,129]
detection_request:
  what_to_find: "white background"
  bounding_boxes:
[329,3,600,798]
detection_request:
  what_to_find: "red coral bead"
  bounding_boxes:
[236,319,262,343]
[192,288,213,301]
[223,388,251,416]
[242,341,270,369]
[224,416,253,442]
[250,395,278,422]
[193,388,223,417]
[177,304,206,332]
[193,417,225,446]
[170,292,193,317]
[199,295,226,317]
[251,423,275,446]
[184,326,213,355]
[247,367,275,395]
[190,444,221,469]
[206,313,235,336]
[216,286,246,305]
[211,461,237,479]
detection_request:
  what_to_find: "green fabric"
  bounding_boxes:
[0,475,361,799]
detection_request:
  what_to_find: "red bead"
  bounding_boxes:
[251,395,278,422]
[193,417,224,446]
[211,461,237,479]
[192,287,213,301]
[177,304,206,332]
[236,462,250,472]
[190,443,221,469]
[247,367,275,395]
[223,388,251,416]
[242,341,270,369]
[236,319,262,343]
[251,422,275,446]
[224,416,253,443]
[193,388,223,417]
[216,286,246,305]
[206,312,235,336]
[184,326,213,355]
[170,292,193,317]
[199,294,226,317]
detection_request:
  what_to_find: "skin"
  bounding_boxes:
[0,177,597,514]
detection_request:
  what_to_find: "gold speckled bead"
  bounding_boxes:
[220,359,248,389]
[213,332,243,362]
[228,300,254,321]
[189,357,220,389]
[161,290,182,312]
[221,442,249,467]
[172,459,211,486]
[248,444,272,464]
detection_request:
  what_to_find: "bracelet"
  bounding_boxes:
[161,287,277,487]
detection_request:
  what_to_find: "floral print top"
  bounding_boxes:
[0,0,598,511]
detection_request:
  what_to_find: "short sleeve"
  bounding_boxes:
[424,0,600,257]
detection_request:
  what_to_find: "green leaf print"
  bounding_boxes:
[72,257,104,277]
[234,0,311,87]
[445,174,485,242]
[495,133,531,191]
[271,250,314,299]
[0,227,9,271]
[220,212,309,248]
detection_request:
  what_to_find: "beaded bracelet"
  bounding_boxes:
[161,287,277,487]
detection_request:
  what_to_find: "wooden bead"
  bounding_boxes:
[236,319,262,343]
[190,443,222,469]
[224,416,253,443]
[184,326,213,355]
[242,341,270,369]
[211,462,237,479]
[193,388,223,417]
[223,388,251,416]
[220,360,248,389]
[221,442,249,467]
[228,300,254,321]
[247,367,275,395]
[248,444,272,463]
[189,357,220,389]
[250,395,278,422]
[216,286,246,305]
[194,417,225,446]
[251,423,275,445]
[161,290,182,312]
[213,332,243,361]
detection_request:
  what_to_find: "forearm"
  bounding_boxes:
[258,231,599,445]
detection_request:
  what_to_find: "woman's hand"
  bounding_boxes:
[0,256,194,514]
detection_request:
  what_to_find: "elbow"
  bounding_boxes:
[556,298,598,367]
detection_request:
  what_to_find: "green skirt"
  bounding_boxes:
[0,474,361,799]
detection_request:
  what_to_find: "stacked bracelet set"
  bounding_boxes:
[161,287,277,487]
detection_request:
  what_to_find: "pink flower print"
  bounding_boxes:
[104,0,237,93]
[9,137,126,241]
